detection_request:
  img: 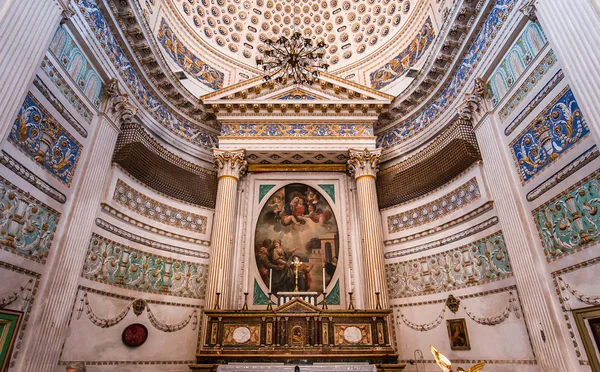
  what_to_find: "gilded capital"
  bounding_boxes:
[103,79,138,124]
[214,149,247,180]
[347,148,382,180]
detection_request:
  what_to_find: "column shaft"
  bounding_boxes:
[534,0,600,143]
[0,0,64,142]
[20,114,121,372]
[355,176,388,309]
[474,116,576,371]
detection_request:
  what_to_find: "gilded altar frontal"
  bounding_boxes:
[1,1,599,372]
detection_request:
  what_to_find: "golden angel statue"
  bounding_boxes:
[430,345,485,372]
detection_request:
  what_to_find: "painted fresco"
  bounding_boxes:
[255,184,338,294]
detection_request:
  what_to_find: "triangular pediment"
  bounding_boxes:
[274,298,321,314]
[201,73,391,118]
[201,73,393,103]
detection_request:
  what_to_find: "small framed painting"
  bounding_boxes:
[0,309,24,372]
[446,318,471,351]
[573,306,600,371]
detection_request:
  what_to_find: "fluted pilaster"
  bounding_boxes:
[0,0,68,144]
[347,149,388,309]
[205,149,247,311]
[19,88,128,371]
[474,115,576,371]
[533,0,600,145]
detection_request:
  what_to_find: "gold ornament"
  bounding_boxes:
[430,345,485,372]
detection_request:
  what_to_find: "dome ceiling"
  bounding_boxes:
[167,0,420,72]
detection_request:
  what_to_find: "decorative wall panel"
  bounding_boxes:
[386,232,512,298]
[377,0,518,148]
[387,178,480,234]
[9,92,82,186]
[157,19,224,90]
[113,179,208,234]
[370,17,436,90]
[82,234,207,298]
[48,26,103,108]
[497,50,556,121]
[220,123,374,138]
[487,22,547,107]
[0,176,60,263]
[73,0,218,150]
[511,87,589,183]
[533,169,600,260]
[40,57,94,124]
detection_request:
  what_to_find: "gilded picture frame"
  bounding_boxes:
[0,309,24,372]
[573,306,600,372]
[446,318,471,351]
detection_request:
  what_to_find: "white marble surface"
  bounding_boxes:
[218,364,377,372]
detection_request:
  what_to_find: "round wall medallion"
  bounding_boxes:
[343,326,362,344]
[122,323,148,347]
[232,326,252,343]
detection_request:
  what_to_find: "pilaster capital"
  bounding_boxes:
[103,79,138,126]
[457,78,486,125]
[347,148,382,180]
[214,149,247,181]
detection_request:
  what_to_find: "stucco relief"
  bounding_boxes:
[386,232,512,298]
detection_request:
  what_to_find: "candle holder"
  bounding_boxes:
[348,292,355,310]
[375,291,382,310]
[266,292,273,310]
[242,292,249,311]
[214,292,221,310]
[322,292,328,310]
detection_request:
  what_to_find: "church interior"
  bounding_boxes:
[0,0,599,371]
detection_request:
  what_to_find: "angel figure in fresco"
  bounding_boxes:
[430,345,485,372]
[267,195,285,219]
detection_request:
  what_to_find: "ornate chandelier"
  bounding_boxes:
[256,31,329,85]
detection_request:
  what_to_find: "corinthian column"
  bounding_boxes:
[206,150,247,310]
[528,0,600,145]
[0,0,70,144]
[347,149,388,309]
[19,81,135,372]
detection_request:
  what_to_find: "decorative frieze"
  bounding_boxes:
[0,151,67,204]
[511,87,589,183]
[220,123,374,138]
[487,22,547,107]
[33,76,88,138]
[0,176,60,263]
[526,145,599,202]
[113,179,208,234]
[386,231,512,298]
[82,233,208,298]
[39,56,94,123]
[387,178,480,234]
[504,70,564,135]
[9,92,82,186]
[533,169,600,260]
[157,18,224,90]
[370,16,436,90]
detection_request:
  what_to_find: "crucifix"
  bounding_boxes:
[291,256,302,292]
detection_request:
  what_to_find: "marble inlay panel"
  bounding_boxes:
[387,178,480,234]
[386,231,512,298]
[82,233,207,298]
[0,176,60,263]
[113,179,207,234]
[510,87,589,184]
[9,92,82,186]
[533,169,600,261]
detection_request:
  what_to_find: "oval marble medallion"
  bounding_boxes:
[232,326,251,343]
[343,326,362,344]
